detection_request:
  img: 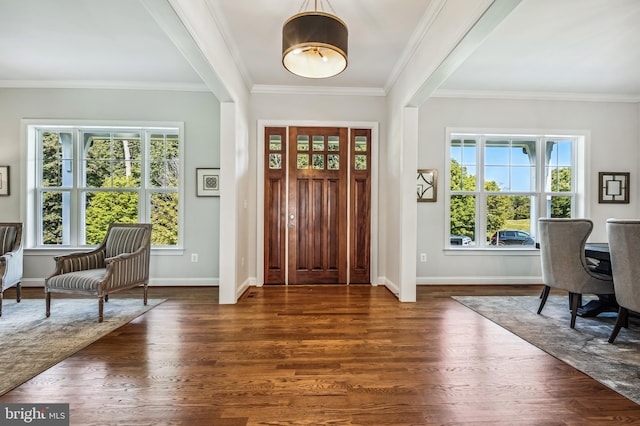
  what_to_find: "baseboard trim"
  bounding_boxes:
[417,276,543,285]
[379,276,400,299]
[236,277,254,300]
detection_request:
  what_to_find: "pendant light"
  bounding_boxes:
[282,0,348,79]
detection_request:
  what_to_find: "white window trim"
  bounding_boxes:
[444,127,590,255]
[20,119,185,253]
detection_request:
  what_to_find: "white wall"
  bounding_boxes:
[0,87,221,286]
[417,97,640,284]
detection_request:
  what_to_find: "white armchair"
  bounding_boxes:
[0,223,24,317]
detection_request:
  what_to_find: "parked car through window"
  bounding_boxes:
[450,235,472,246]
[490,230,535,246]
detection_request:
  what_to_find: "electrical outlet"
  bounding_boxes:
[420,253,427,262]
[191,253,199,263]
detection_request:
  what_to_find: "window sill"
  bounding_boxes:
[445,247,540,256]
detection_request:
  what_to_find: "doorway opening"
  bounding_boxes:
[263,126,371,285]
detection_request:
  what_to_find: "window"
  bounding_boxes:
[447,131,580,248]
[27,123,183,248]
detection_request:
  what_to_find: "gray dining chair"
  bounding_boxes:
[606,219,640,343]
[538,218,615,328]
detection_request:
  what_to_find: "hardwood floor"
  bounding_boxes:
[2,284,639,425]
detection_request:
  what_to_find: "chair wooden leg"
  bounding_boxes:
[537,285,550,314]
[46,292,51,318]
[143,285,148,306]
[624,311,629,328]
[16,283,21,303]
[569,292,581,329]
[98,296,104,323]
[0,291,3,317]
[608,307,628,343]
[567,293,583,312]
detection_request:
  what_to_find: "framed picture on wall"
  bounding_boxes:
[196,168,220,197]
[598,172,629,204]
[0,166,9,196]
[417,169,437,202]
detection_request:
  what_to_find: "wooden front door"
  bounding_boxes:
[264,126,371,285]
[288,127,348,284]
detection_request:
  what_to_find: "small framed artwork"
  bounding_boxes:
[196,168,220,197]
[417,169,437,202]
[599,172,629,204]
[0,166,9,196]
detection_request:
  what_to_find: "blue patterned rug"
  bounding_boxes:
[0,297,164,396]
[454,294,640,405]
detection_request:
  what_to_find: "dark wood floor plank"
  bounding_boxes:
[1,285,639,425]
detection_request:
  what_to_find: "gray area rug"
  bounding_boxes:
[453,294,640,405]
[0,297,165,396]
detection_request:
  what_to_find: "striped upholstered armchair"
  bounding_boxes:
[0,222,23,317]
[45,223,152,322]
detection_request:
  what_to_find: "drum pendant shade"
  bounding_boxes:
[282,11,348,79]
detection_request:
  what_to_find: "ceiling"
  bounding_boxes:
[439,0,640,101]
[1,0,639,101]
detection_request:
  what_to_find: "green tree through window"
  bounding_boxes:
[35,126,181,247]
[449,134,577,247]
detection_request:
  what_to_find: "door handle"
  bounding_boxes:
[289,214,295,228]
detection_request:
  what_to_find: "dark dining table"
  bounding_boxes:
[581,242,618,316]
[585,243,612,275]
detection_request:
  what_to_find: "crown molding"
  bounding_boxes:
[5,80,636,104]
[432,89,640,103]
[0,80,209,92]
[251,84,386,97]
